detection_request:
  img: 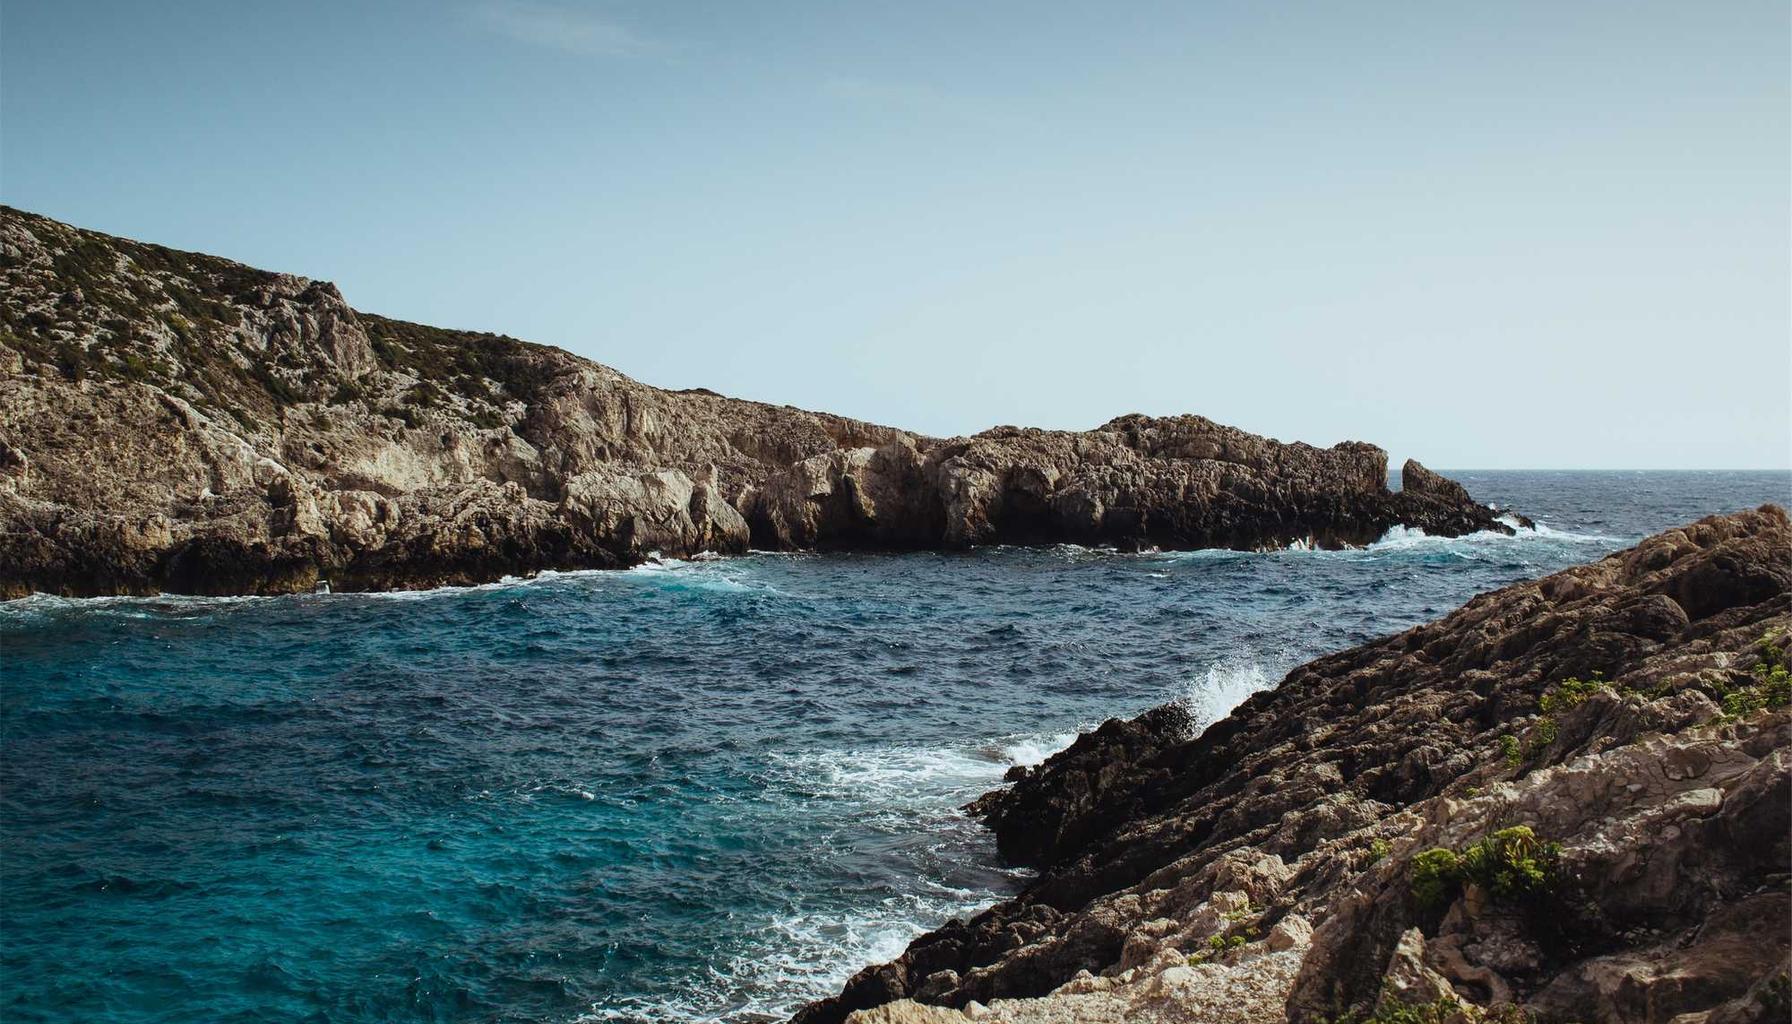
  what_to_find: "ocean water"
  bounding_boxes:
[2,471,1786,1024]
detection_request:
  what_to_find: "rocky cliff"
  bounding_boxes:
[0,207,1517,598]
[800,506,1792,1024]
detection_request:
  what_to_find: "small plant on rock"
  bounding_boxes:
[1333,996,1471,1024]
[1752,630,1790,708]
[1409,826,1560,909]
[1505,673,1628,771]
[1460,826,1560,900]
[1335,996,1533,1024]
[1410,848,1463,908]
[1222,901,1256,924]
[1186,928,1252,965]
[1531,717,1558,750]
[1538,674,1608,715]
[1712,630,1791,721]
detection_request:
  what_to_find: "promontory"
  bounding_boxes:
[1,207,1516,598]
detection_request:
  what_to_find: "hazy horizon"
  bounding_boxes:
[3,1,1787,470]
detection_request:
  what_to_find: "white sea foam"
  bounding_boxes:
[573,732,1077,1023]
[572,883,1008,1023]
[769,728,1082,809]
[626,554,789,596]
[348,573,551,601]
[1175,657,1276,733]
[996,730,1083,768]
[0,590,272,613]
[1364,520,1627,555]
[0,553,786,616]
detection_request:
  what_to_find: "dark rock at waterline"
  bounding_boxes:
[1,206,1519,598]
[795,505,1792,1024]
[964,703,1193,869]
[1401,458,1475,506]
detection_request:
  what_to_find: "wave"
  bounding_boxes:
[573,883,1004,1024]
[567,732,1079,1023]
[624,556,780,596]
[1364,520,1628,556]
[766,728,1082,810]
[1175,656,1277,733]
[0,555,782,620]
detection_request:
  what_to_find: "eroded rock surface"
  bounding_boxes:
[800,506,1792,1024]
[1,207,1517,597]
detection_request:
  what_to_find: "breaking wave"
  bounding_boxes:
[1176,657,1278,733]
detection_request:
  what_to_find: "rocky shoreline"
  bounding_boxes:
[797,506,1792,1024]
[1,207,1519,599]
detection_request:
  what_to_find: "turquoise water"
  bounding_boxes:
[2,471,1786,1023]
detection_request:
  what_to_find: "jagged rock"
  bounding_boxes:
[1,207,1518,597]
[1402,459,1474,506]
[966,703,1195,867]
[1268,914,1314,953]
[1375,930,1460,1010]
[796,507,1792,1024]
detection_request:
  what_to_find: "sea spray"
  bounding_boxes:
[1177,657,1278,733]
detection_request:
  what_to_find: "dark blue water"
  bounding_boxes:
[3,472,1786,1023]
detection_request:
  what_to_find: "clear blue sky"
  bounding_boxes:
[3,1,1787,468]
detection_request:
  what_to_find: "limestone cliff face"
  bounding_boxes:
[1,207,1517,597]
[798,506,1792,1024]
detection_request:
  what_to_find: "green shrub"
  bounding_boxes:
[1753,630,1789,709]
[1366,838,1392,866]
[1222,901,1256,923]
[1187,925,1253,966]
[1459,826,1560,900]
[1532,718,1558,750]
[1539,675,1608,715]
[1724,688,1766,718]
[1714,630,1791,720]
[1509,673,1634,770]
[1410,848,1462,908]
[1409,826,1560,908]
[1761,666,1790,710]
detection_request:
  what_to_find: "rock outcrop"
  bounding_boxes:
[799,506,1792,1024]
[1,207,1518,597]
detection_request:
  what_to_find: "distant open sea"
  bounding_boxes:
[2,471,1787,1023]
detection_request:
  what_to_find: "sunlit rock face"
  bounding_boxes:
[0,207,1512,597]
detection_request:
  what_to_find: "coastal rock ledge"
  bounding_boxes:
[1,206,1517,597]
[796,505,1792,1024]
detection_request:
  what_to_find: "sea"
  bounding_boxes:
[2,471,1786,1024]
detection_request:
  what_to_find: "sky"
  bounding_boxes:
[2,1,1787,469]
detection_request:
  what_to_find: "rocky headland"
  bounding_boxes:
[797,506,1792,1024]
[1,207,1518,598]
